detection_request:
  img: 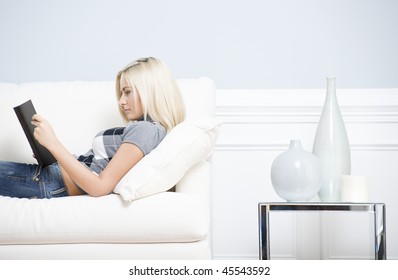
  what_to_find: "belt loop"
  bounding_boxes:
[33,165,42,182]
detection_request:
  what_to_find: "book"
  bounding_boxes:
[14,100,57,167]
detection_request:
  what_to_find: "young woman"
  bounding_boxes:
[0,57,185,199]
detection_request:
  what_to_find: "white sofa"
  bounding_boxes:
[0,77,219,259]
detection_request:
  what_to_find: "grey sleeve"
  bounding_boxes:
[122,122,167,155]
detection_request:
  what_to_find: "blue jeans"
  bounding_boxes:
[0,161,69,199]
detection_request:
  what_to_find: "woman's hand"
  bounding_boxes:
[31,114,59,150]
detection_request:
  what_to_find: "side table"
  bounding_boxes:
[258,202,386,260]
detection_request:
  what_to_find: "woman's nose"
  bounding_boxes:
[119,95,126,106]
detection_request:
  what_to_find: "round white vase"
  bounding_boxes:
[312,77,351,202]
[271,139,322,202]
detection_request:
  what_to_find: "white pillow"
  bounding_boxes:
[113,118,222,202]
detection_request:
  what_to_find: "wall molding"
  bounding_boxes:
[216,88,398,124]
[215,88,398,152]
[215,143,398,152]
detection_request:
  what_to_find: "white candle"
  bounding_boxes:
[340,175,369,202]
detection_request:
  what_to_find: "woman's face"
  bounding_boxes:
[118,77,144,121]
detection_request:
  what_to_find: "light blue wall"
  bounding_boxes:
[1,0,397,88]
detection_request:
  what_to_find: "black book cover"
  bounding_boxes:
[14,100,57,167]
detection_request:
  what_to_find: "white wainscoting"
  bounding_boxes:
[211,88,398,260]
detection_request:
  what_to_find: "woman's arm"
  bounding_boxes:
[32,114,144,196]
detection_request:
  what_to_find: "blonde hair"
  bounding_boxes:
[116,57,185,132]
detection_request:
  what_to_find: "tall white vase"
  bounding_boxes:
[312,77,351,202]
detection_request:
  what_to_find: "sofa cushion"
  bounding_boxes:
[0,193,209,245]
[113,118,222,202]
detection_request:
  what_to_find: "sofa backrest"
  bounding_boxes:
[0,77,216,164]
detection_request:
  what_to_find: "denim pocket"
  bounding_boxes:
[40,164,68,198]
[49,186,68,197]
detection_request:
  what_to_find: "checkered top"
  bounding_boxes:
[77,120,166,175]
